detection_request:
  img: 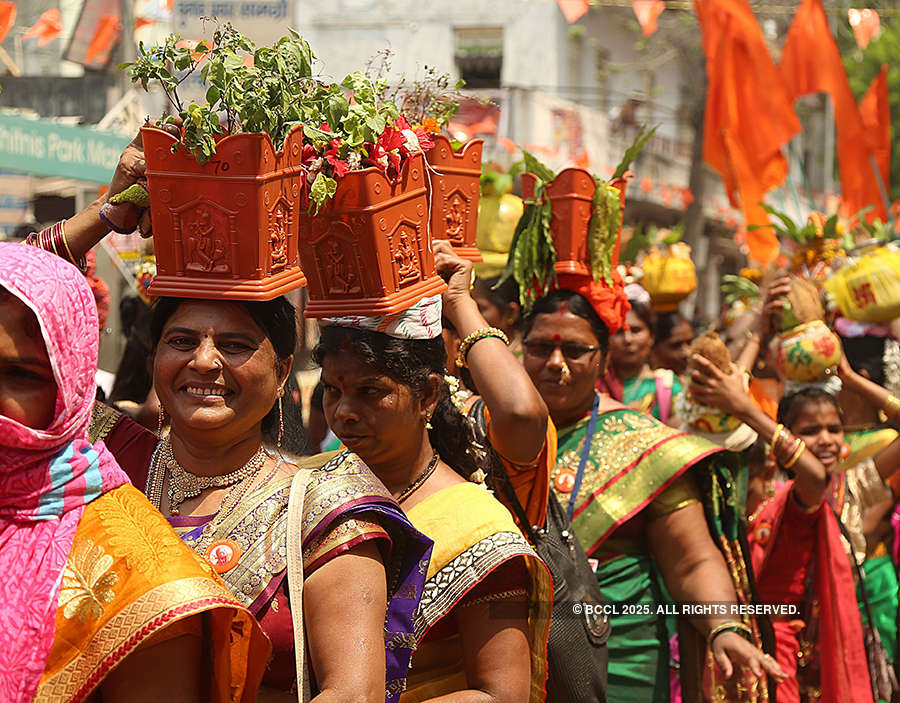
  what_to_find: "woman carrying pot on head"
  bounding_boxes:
[0,243,269,702]
[313,241,553,703]
[27,131,434,703]
[519,273,786,702]
[601,285,683,427]
[689,343,900,703]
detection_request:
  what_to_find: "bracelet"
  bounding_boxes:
[770,424,785,452]
[884,394,900,419]
[707,620,753,648]
[27,222,87,274]
[456,327,510,369]
[783,440,807,469]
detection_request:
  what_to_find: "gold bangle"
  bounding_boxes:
[707,620,752,648]
[59,221,77,264]
[456,327,510,369]
[770,424,785,452]
[884,394,900,418]
[783,440,807,469]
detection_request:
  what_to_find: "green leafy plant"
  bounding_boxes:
[721,274,760,305]
[122,26,436,214]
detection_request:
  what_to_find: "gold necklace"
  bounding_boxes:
[160,437,266,515]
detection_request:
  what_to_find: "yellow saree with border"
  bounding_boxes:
[35,484,270,703]
[401,482,552,703]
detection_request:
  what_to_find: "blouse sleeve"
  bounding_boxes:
[645,470,701,521]
[302,516,391,576]
[485,406,556,530]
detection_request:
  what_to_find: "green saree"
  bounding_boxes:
[551,405,769,703]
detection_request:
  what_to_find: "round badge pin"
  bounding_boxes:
[554,469,576,493]
[204,538,241,573]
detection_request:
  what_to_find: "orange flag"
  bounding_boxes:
[695,0,801,264]
[633,0,665,37]
[859,64,890,199]
[23,8,61,46]
[781,0,886,221]
[0,2,16,44]
[557,0,589,23]
[84,14,121,64]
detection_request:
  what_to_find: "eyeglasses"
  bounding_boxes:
[522,339,601,362]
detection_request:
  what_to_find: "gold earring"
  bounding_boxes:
[157,406,166,438]
[277,396,284,448]
[425,413,433,430]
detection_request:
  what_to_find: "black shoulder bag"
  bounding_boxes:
[469,397,609,703]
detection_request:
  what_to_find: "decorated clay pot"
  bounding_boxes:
[641,243,697,312]
[776,320,841,382]
[142,125,307,300]
[521,169,628,276]
[298,152,447,318]
[824,244,900,324]
[425,134,483,262]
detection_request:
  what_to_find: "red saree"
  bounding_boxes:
[749,482,873,703]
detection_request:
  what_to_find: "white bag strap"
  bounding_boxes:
[286,468,313,703]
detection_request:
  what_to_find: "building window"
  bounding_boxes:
[454,28,503,89]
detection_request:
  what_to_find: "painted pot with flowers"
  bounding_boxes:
[123,27,315,300]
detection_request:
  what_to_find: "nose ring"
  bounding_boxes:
[559,361,572,385]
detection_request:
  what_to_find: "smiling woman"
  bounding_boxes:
[102,293,433,703]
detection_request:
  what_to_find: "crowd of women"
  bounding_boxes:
[3,127,900,703]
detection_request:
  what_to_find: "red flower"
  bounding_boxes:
[414,127,435,152]
[394,115,412,131]
[325,140,350,179]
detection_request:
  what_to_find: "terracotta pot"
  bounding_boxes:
[775,320,841,382]
[425,135,483,262]
[298,152,447,318]
[142,125,307,300]
[521,169,628,275]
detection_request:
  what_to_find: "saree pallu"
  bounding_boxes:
[148,448,432,701]
[552,408,769,703]
[401,482,553,703]
[35,484,269,703]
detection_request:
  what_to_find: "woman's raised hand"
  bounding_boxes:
[433,239,476,321]
[758,273,791,339]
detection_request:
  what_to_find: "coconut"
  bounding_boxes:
[777,276,823,332]
[689,331,732,375]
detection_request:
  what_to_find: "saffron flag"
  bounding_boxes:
[557,0,589,23]
[859,64,890,198]
[0,2,16,44]
[633,0,665,37]
[23,8,61,46]
[848,8,881,50]
[781,0,885,221]
[84,14,120,64]
[695,0,801,264]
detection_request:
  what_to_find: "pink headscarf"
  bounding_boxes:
[0,243,128,701]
